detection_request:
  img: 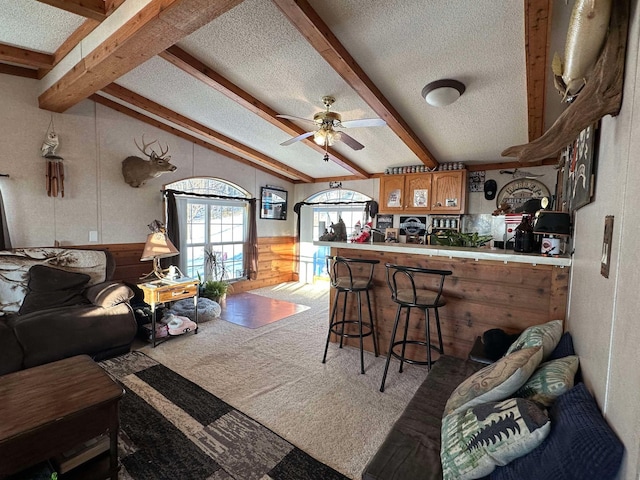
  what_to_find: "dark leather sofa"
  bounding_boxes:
[0,249,137,376]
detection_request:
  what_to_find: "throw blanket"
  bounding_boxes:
[0,248,107,315]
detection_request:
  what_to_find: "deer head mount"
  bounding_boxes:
[122,135,177,188]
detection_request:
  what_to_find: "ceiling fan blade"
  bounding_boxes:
[280,131,315,146]
[340,118,387,128]
[337,132,365,150]
[276,114,318,126]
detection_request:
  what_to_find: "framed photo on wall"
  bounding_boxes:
[260,186,288,220]
[562,122,599,212]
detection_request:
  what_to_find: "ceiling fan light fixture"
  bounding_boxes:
[421,79,465,107]
[313,129,327,146]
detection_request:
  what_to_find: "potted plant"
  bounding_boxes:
[198,249,232,303]
[200,279,231,303]
[431,231,494,248]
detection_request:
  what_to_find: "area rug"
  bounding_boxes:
[220,292,310,329]
[100,351,347,480]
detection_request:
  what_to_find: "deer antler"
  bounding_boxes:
[157,141,169,157]
[134,134,159,158]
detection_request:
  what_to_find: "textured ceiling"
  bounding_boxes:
[0,0,570,181]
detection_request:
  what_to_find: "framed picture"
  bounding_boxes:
[376,214,393,231]
[562,122,599,212]
[260,186,287,220]
[399,216,427,235]
[385,228,399,242]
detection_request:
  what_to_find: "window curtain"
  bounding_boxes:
[163,189,258,280]
[163,190,179,269]
[0,190,11,250]
[245,199,258,280]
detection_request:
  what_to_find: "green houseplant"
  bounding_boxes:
[431,231,493,248]
[198,249,232,303]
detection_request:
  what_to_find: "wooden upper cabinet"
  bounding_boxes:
[431,170,467,213]
[404,174,432,213]
[379,175,406,212]
[378,170,467,214]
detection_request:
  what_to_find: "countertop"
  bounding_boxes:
[314,241,571,267]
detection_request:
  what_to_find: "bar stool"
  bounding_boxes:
[323,256,380,374]
[380,263,452,392]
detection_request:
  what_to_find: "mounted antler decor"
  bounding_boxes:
[121,135,177,187]
[502,0,629,163]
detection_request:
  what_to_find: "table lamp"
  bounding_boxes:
[533,211,571,255]
[140,223,179,280]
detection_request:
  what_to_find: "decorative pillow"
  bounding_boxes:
[19,265,91,315]
[445,346,543,416]
[505,319,563,360]
[490,383,624,480]
[514,355,579,407]
[441,397,551,480]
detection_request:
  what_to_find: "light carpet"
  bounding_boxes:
[139,282,430,480]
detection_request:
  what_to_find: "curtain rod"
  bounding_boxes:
[163,188,255,202]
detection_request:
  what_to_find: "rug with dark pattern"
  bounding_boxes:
[100,352,348,480]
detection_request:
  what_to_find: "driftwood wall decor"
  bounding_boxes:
[502,0,629,163]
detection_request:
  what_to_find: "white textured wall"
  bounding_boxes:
[567,3,640,478]
[0,74,294,247]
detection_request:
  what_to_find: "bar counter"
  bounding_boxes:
[317,241,570,360]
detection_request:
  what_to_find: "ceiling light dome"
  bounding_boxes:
[421,79,466,107]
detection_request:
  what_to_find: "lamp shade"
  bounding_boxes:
[140,232,179,261]
[421,79,465,107]
[533,211,571,236]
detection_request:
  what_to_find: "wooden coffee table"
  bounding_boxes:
[0,355,124,479]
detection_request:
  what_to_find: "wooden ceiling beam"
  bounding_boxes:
[525,0,553,142]
[91,94,298,184]
[101,83,314,183]
[38,18,101,78]
[39,0,245,113]
[466,158,557,171]
[160,46,370,178]
[0,43,53,69]
[0,64,39,79]
[272,0,439,169]
[35,0,125,21]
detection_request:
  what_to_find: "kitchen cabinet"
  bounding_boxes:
[379,170,467,214]
[431,171,467,213]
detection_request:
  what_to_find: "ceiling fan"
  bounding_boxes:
[277,96,386,160]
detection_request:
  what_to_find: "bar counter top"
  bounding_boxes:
[315,241,571,267]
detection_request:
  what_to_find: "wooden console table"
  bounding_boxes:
[138,278,199,347]
[0,355,123,479]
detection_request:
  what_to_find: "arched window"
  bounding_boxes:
[307,189,371,239]
[305,189,372,280]
[166,178,250,281]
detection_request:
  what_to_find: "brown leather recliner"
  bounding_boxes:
[0,249,137,375]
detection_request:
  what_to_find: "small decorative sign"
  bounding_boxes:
[468,170,485,192]
[329,181,342,189]
[399,216,427,235]
[496,179,550,211]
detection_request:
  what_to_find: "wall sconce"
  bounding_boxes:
[421,79,466,107]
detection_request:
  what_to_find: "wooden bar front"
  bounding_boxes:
[328,246,570,360]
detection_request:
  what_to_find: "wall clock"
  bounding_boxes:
[496,179,550,211]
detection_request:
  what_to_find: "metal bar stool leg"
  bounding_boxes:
[434,307,444,354]
[399,306,411,373]
[323,288,341,363]
[365,289,379,357]
[339,290,348,349]
[357,291,365,374]
[380,304,402,392]
[425,307,433,370]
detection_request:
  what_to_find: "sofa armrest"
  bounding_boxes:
[85,282,134,308]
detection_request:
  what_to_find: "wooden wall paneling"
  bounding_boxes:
[330,247,570,360]
[76,237,296,289]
